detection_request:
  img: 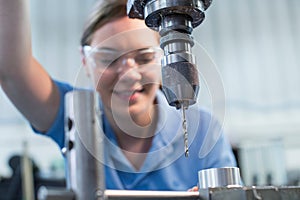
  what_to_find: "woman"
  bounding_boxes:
[0,0,236,190]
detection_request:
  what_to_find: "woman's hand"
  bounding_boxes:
[188,186,198,192]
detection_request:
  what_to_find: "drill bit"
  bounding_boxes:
[182,104,189,157]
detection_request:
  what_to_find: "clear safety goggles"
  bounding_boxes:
[83,46,162,71]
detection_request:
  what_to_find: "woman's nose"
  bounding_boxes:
[117,57,142,82]
[122,57,136,67]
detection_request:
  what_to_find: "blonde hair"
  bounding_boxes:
[80,0,128,46]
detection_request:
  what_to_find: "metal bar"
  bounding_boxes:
[38,186,75,200]
[105,190,200,200]
[65,90,105,200]
[21,140,35,200]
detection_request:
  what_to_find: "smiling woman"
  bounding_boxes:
[82,20,162,133]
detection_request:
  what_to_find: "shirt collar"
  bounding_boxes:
[101,90,183,173]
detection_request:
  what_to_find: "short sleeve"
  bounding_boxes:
[31,80,73,149]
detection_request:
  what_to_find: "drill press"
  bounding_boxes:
[127,0,212,157]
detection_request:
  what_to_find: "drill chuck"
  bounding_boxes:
[159,14,199,109]
[127,0,212,108]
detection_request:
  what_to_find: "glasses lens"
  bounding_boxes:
[95,52,118,67]
[87,47,161,69]
[134,48,160,66]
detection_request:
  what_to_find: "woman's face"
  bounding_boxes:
[85,17,161,119]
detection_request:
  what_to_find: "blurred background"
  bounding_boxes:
[0,0,300,198]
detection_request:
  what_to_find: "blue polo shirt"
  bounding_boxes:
[35,80,236,190]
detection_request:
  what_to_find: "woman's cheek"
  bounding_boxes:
[93,70,117,90]
[144,70,161,85]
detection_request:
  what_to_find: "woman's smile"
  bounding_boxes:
[113,88,145,102]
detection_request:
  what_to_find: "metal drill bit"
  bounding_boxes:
[182,105,189,157]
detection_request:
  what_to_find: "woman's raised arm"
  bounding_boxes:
[0,0,60,132]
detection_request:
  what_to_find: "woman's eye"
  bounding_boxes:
[95,53,118,67]
[136,53,155,64]
[99,59,114,65]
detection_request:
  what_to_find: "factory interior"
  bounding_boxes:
[0,0,300,199]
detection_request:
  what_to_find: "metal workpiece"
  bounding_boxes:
[64,90,105,200]
[198,167,243,189]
